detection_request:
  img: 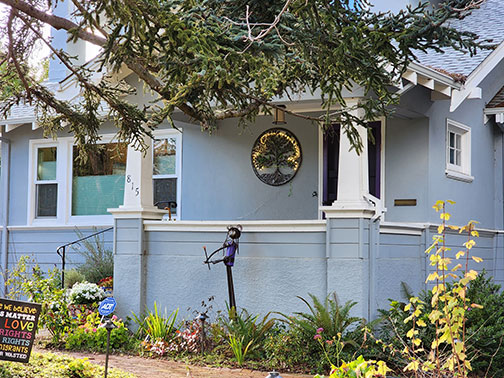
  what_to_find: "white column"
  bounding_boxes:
[108,134,165,219]
[322,99,375,219]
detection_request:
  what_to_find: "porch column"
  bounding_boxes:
[108,134,165,322]
[111,134,165,218]
[321,99,377,320]
[331,99,374,216]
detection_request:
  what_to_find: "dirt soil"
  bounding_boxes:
[33,347,312,378]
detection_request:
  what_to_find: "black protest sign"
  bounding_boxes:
[0,298,41,363]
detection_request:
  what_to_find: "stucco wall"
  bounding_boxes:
[385,117,429,222]
[180,115,319,221]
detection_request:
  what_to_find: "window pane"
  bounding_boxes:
[37,147,57,181]
[456,150,461,166]
[72,144,126,215]
[154,178,177,215]
[449,148,455,165]
[36,184,57,217]
[455,134,462,150]
[154,138,176,175]
[449,132,455,148]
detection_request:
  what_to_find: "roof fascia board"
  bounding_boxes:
[407,62,462,89]
[0,117,36,126]
[451,41,504,112]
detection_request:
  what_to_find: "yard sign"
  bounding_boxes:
[0,298,41,363]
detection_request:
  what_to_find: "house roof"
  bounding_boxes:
[414,0,503,77]
[487,86,504,108]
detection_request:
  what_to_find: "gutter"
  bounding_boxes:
[0,131,10,296]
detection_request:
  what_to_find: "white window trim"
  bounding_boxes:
[445,119,473,183]
[28,129,182,226]
[153,129,182,220]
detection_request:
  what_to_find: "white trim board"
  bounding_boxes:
[144,219,327,233]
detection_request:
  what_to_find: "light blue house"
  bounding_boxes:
[1,0,504,321]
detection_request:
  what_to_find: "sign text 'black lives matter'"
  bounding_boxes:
[0,298,41,363]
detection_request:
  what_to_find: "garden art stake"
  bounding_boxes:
[203,225,242,311]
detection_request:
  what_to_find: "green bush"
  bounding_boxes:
[64,269,85,289]
[0,352,134,378]
[212,306,275,362]
[377,272,504,377]
[132,302,179,342]
[265,293,366,374]
[72,228,113,284]
[65,312,137,353]
[6,256,75,345]
[465,271,504,376]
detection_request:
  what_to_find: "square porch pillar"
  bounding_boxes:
[108,134,165,321]
[320,99,380,320]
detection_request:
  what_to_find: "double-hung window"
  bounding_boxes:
[35,146,58,217]
[153,131,181,217]
[446,119,473,182]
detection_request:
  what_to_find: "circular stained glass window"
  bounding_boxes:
[251,128,302,186]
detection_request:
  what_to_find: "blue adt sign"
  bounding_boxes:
[98,297,117,316]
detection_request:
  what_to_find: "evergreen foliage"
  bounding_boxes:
[0,0,488,154]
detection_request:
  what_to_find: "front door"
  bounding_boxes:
[322,121,381,206]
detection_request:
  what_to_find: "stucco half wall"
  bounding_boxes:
[113,218,503,323]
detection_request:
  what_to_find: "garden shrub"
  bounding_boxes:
[132,302,179,356]
[64,269,85,289]
[65,313,137,353]
[372,201,496,377]
[72,228,113,284]
[68,282,105,305]
[265,293,366,374]
[377,273,504,377]
[464,271,504,376]
[5,256,75,345]
[212,306,275,363]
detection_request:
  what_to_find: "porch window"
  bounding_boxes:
[446,120,472,182]
[35,147,58,217]
[153,135,180,216]
[72,143,127,216]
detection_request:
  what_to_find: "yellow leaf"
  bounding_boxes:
[448,225,460,231]
[466,270,478,280]
[406,329,415,338]
[404,303,411,311]
[417,319,427,327]
[456,251,465,259]
[471,303,483,309]
[438,225,444,234]
[426,272,439,282]
[464,240,476,249]
[471,230,479,237]
[446,200,456,204]
[452,263,463,271]
[413,338,421,346]
[472,256,483,263]
[404,361,420,372]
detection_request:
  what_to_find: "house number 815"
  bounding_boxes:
[126,175,140,197]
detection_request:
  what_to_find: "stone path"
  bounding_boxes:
[34,347,313,378]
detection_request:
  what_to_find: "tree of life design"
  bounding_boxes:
[251,128,302,186]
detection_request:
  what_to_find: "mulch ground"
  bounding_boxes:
[33,346,313,378]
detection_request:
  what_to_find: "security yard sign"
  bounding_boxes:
[98,297,117,316]
[0,298,41,363]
